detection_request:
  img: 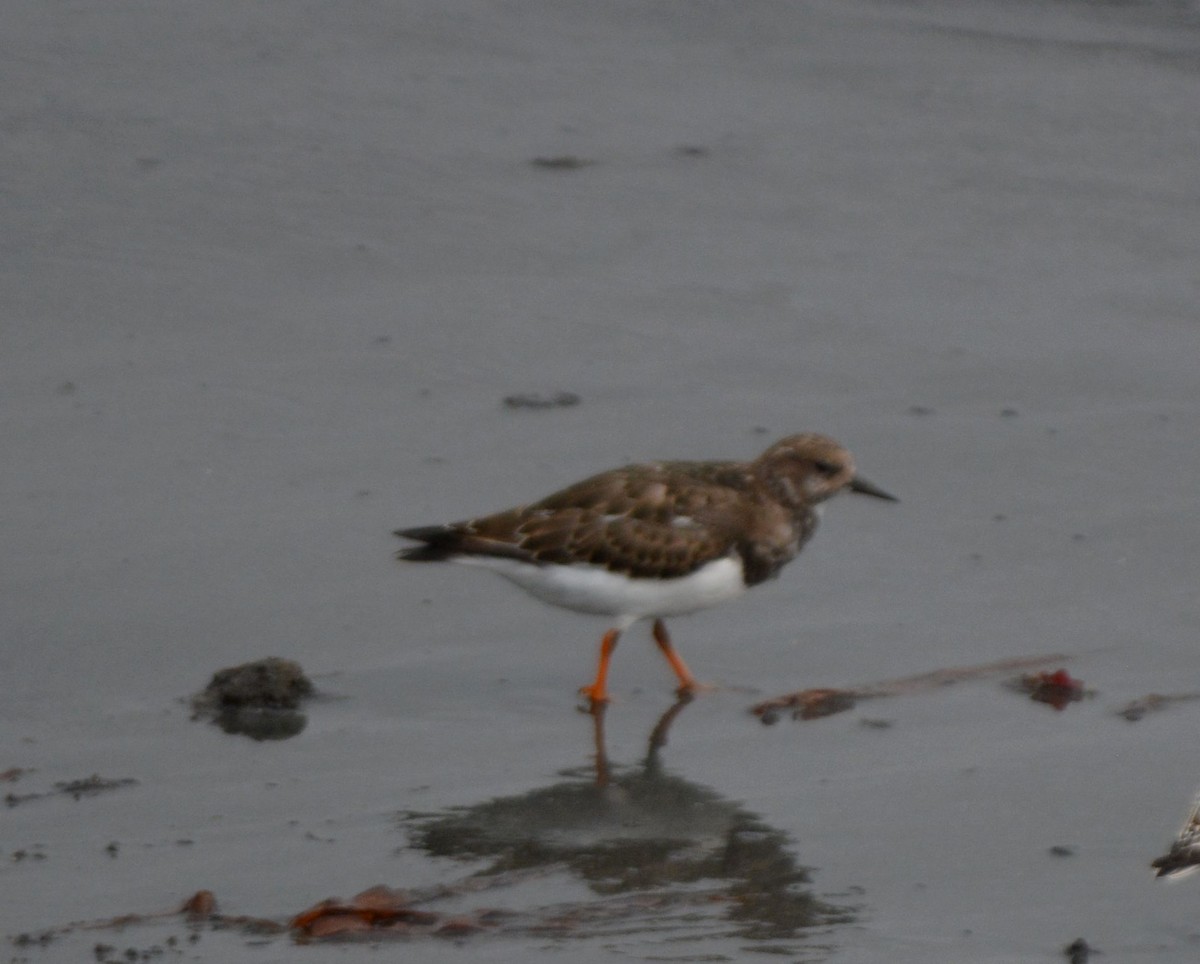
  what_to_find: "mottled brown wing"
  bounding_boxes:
[461,462,754,579]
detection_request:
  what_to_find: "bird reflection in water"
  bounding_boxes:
[401,697,854,946]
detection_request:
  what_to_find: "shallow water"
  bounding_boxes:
[4,0,1200,960]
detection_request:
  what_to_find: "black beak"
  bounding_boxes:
[849,475,898,502]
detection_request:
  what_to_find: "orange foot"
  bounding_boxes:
[577,684,611,712]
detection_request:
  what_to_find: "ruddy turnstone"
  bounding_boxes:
[396,434,896,706]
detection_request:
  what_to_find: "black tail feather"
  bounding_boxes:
[393,525,463,562]
[394,524,535,564]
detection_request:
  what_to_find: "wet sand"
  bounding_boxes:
[4,0,1200,960]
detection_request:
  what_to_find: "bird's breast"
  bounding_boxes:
[456,553,747,620]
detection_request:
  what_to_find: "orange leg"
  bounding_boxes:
[579,628,621,706]
[652,619,700,695]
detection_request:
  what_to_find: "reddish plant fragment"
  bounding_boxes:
[291,886,440,936]
[1016,669,1086,711]
[752,654,1071,723]
[180,890,216,919]
[753,688,858,724]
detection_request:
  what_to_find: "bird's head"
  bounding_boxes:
[753,434,897,510]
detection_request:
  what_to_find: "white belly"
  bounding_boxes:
[455,555,747,623]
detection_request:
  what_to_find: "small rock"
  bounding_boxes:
[502,391,581,410]
[191,658,314,741]
[195,657,313,711]
[530,155,593,170]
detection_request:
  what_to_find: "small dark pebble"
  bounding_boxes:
[1000,407,1019,417]
[530,155,593,170]
[1119,702,1148,722]
[907,405,935,416]
[1048,845,1076,857]
[675,144,708,158]
[502,391,581,410]
[859,718,893,730]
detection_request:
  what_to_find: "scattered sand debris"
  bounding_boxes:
[22,889,282,947]
[752,654,1071,724]
[191,657,313,740]
[5,774,138,808]
[1118,692,1200,722]
[18,832,847,949]
[57,775,139,800]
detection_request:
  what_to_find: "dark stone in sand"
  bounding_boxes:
[192,657,313,741]
[529,155,593,170]
[502,391,581,410]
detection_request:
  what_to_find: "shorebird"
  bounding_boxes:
[396,433,896,706]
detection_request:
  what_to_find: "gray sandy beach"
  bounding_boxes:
[4,1,1200,960]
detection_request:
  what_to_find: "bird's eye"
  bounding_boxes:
[814,460,840,476]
